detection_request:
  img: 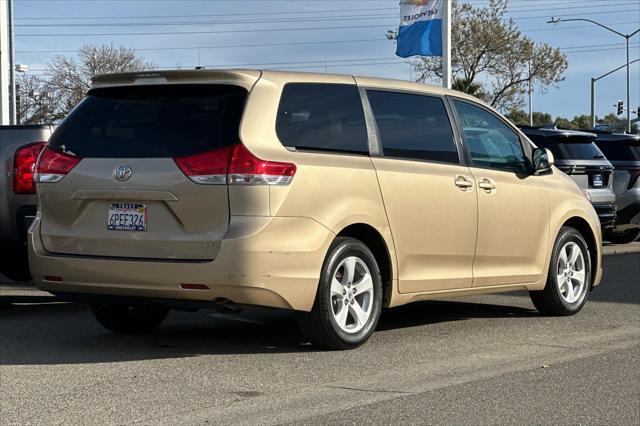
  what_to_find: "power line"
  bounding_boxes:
[16,39,638,55]
[13,8,639,28]
[14,19,640,37]
[16,2,636,20]
[22,43,640,74]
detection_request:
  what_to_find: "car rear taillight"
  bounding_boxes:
[174,144,296,186]
[628,168,640,190]
[34,146,82,183]
[13,142,47,194]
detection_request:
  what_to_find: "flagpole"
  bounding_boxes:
[442,0,452,89]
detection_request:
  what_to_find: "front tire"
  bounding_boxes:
[297,237,383,350]
[91,303,169,334]
[605,228,640,244]
[530,226,592,316]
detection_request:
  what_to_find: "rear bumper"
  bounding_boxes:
[29,215,334,312]
[592,202,617,229]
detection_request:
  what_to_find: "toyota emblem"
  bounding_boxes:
[113,165,133,182]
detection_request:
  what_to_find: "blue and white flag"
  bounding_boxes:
[396,0,444,58]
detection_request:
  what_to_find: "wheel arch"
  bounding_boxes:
[561,216,599,288]
[336,223,393,307]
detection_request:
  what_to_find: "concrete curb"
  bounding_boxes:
[602,242,640,256]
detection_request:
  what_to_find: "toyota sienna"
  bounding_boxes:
[29,70,602,349]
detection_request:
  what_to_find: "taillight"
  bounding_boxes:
[173,145,233,185]
[628,168,640,190]
[13,142,46,194]
[34,146,82,183]
[174,144,296,186]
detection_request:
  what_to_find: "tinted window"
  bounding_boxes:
[49,85,247,158]
[276,84,368,154]
[453,100,528,172]
[595,141,640,161]
[532,139,606,161]
[366,90,459,164]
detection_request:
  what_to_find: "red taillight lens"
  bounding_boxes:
[174,145,234,185]
[174,144,296,186]
[13,142,46,194]
[228,144,296,185]
[35,146,82,183]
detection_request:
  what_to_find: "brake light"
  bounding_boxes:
[34,146,82,183]
[628,168,640,190]
[174,144,296,186]
[13,142,46,194]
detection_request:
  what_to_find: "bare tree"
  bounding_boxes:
[18,44,154,123]
[392,0,567,112]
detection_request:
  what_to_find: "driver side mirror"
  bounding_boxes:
[532,148,554,175]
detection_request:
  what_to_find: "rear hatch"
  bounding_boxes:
[594,134,640,190]
[37,83,248,260]
[529,132,614,189]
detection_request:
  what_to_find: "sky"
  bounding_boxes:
[13,0,640,120]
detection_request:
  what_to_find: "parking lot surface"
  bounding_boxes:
[1,252,638,425]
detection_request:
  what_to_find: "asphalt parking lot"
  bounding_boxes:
[1,247,639,425]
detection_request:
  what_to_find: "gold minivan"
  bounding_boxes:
[29,70,602,349]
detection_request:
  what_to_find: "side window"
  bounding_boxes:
[366,90,459,164]
[276,83,369,155]
[453,100,528,172]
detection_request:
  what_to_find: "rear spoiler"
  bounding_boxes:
[91,69,262,91]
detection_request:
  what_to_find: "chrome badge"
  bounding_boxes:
[113,165,133,182]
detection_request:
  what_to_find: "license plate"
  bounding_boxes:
[107,203,147,232]
[591,174,604,187]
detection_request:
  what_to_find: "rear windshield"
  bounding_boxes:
[49,84,247,158]
[595,141,640,161]
[527,136,605,161]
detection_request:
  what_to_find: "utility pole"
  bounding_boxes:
[547,17,639,133]
[441,0,452,89]
[0,1,9,125]
[8,0,15,125]
[528,60,533,126]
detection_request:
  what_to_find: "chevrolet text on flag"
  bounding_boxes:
[396,0,444,58]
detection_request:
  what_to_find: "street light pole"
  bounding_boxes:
[548,18,639,132]
[590,58,640,129]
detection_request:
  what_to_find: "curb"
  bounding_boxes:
[602,243,640,256]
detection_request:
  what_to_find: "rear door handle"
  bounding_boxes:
[478,178,496,192]
[454,175,474,191]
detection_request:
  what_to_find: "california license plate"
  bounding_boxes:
[107,203,147,232]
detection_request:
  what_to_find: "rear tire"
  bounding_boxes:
[530,226,591,316]
[297,237,383,350]
[91,303,169,334]
[605,228,640,244]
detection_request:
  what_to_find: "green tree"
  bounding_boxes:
[505,109,553,126]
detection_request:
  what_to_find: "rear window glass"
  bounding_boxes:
[49,84,247,158]
[367,90,459,164]
[276,83,369,155]
[530,138,605,161]
[595,141,640,161]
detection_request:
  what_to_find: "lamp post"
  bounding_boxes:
[548,17,639,133]
[590,59,640,129]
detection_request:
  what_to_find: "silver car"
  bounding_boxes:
[519,126,617,230]
[594,131,640,243]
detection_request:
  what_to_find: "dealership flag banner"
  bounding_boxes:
[396,0,444,58]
